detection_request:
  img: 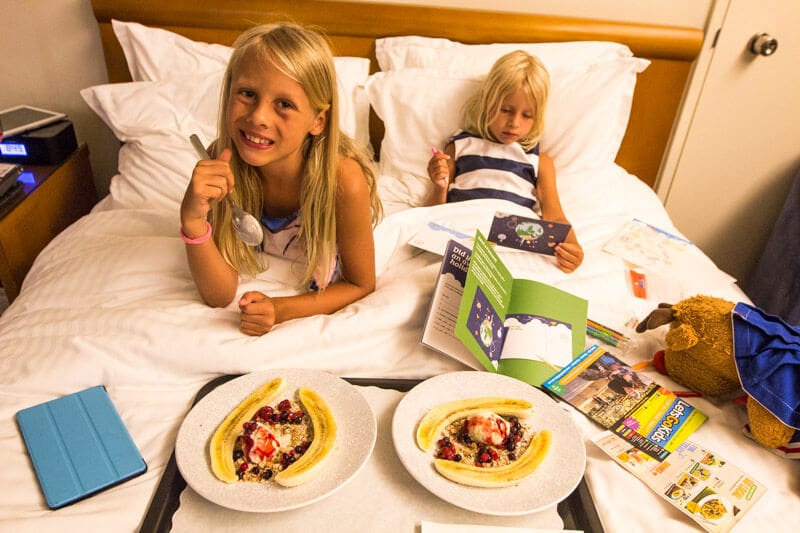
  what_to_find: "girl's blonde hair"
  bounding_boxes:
[463,50,549,151]
[211,22,382,285]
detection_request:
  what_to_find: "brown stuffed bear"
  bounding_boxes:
[636,295,797,451]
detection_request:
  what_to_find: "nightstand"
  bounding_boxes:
[0,144,98,304]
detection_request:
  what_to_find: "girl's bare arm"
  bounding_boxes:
[536,154,584,272]
[180,151,240,306]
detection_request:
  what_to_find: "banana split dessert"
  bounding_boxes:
[209,378,337,487]
[416,397,551,487]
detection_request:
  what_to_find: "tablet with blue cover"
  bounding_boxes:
[16,386,147,509]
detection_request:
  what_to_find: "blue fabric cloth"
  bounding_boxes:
[732,302,800,429]
[260,210,299,233]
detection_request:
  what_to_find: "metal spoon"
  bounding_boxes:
[189,134,264,246]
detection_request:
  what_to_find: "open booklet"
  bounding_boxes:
[421,231,588,387]
[543,344,707,460]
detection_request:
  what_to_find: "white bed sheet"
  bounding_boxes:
[1,162,797,532]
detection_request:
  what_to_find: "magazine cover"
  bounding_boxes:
[543,345,707,459]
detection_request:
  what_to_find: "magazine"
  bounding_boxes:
[593,431,766,533]
[543,344,707,460]
[422,231,588,387]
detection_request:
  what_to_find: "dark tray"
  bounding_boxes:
[139,375,604,533]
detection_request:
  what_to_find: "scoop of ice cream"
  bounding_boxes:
[465,411,508,446]
[243,423,289,463]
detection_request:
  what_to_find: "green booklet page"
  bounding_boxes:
[454,230,588,387]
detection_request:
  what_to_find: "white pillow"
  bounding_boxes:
[112,20,232,81]
[376,36,633,76]
[81,74,221,211]
[365,57,649,205]
[110,19,371,147]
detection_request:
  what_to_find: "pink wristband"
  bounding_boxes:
[180,221,212,244]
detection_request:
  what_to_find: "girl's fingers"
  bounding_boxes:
[555,243,584,272]
[193,161,234,199]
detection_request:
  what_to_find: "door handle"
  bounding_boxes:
[749,33,778,56]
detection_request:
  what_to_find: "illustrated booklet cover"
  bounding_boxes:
[543,345,707,460]
[421,239,482,370]
[441,230,588,387]
[487,212,571,255]
[593,431,766,533]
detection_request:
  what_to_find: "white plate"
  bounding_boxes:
[175,369,376,512]
[392,371,586,516]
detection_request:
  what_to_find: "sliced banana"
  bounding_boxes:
[209,377,286,483]
[434,429,551,487]
[274,387,337,487]
[416,397,533,451]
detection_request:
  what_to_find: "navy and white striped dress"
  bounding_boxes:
[447,130,540,211]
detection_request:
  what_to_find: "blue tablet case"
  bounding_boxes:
[16,385,147,509]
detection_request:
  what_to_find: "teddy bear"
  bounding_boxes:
[635,294,800,453]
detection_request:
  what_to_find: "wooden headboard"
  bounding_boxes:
[91,0,703,189]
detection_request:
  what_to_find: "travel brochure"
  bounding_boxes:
[543,344,707,460]
[593,431,766,533]
[422,231,588,387]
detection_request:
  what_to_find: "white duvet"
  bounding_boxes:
[1,163,797,532]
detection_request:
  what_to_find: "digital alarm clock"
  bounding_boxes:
[0,120,78,165]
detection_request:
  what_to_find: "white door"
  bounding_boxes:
[659,0,800,285]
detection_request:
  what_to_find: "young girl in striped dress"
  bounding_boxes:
[426,50,583,273]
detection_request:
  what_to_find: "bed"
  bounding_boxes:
[2,0,798,531]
